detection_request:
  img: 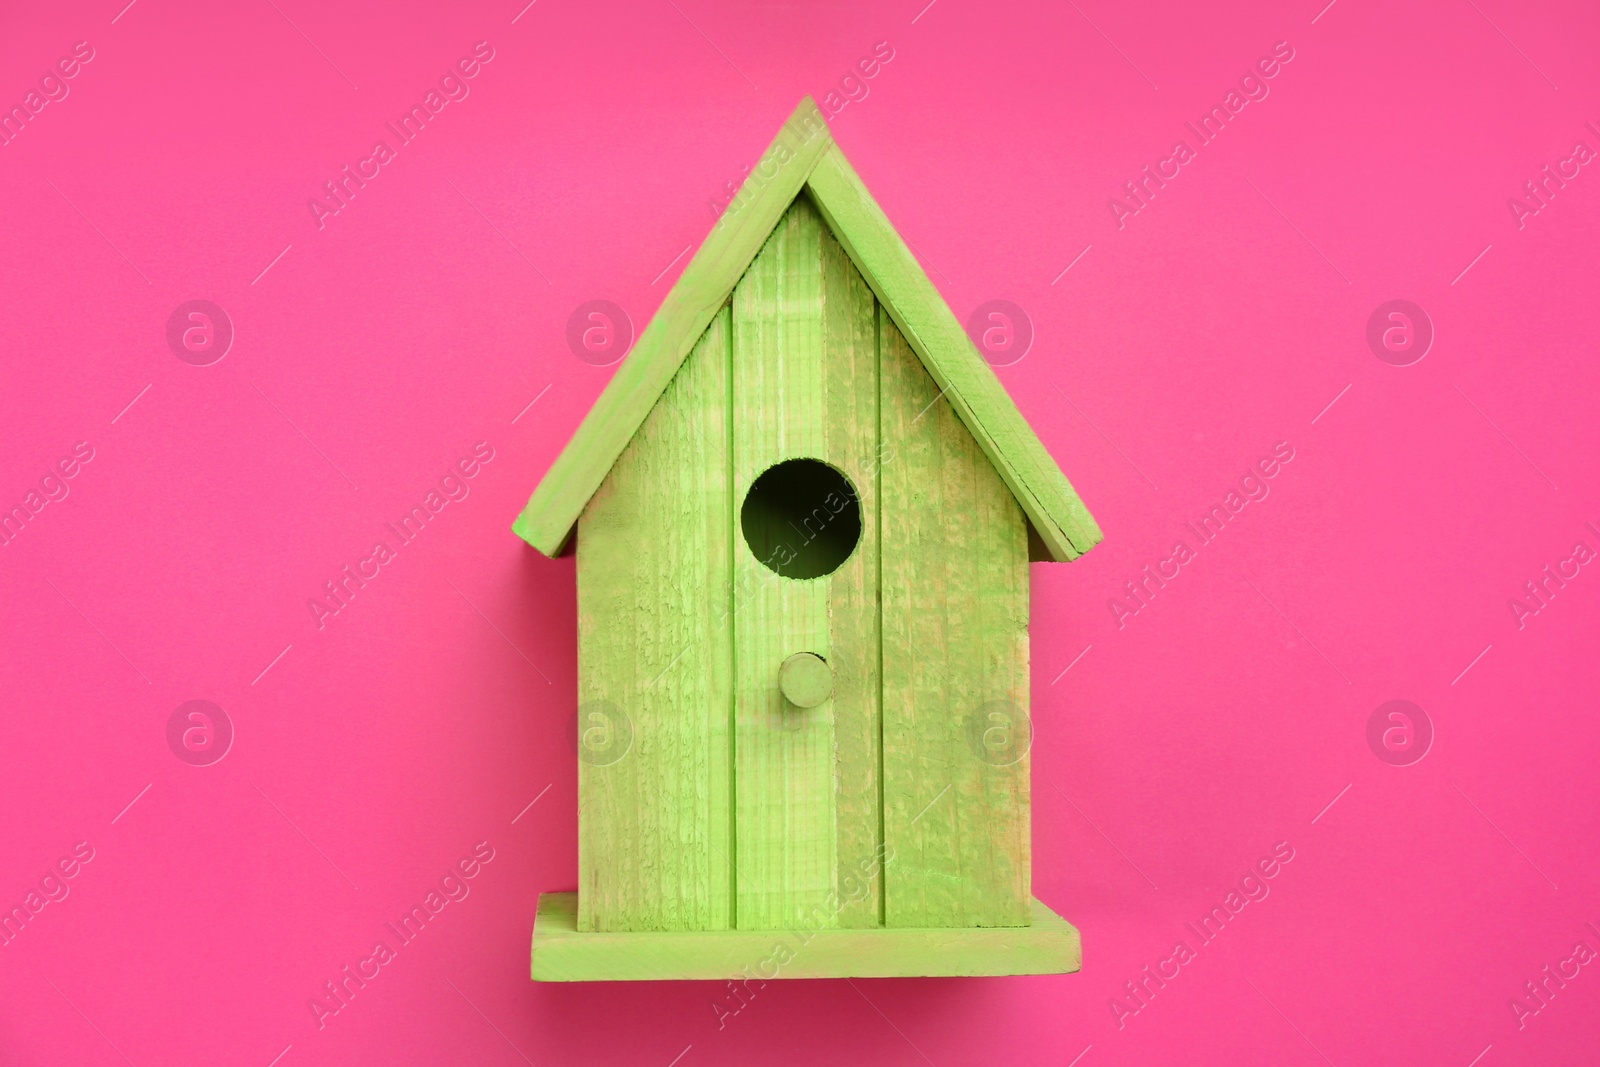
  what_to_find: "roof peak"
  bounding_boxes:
[512,97,1101,562]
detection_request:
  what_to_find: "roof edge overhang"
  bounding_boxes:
[512,96,1102,562]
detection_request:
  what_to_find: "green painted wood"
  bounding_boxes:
[575,306,733,932]
[879,309,1033,928]
[779,652,833,708]
[514,97,835,556]
[803,144,1102,562]
[732,193,882,931]
[530,892,1080,981]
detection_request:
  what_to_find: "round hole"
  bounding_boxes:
[740,458,861,580]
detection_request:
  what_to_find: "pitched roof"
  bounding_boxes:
[512,97,1102,562]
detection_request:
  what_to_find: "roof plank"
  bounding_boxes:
[512,98,836,555]
[803,145,1101,561]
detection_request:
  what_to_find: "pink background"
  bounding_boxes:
[3,0,1598,1063]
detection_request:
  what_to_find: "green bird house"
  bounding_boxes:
[516,98,1102,981]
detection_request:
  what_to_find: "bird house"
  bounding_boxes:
[517,98,1102,981]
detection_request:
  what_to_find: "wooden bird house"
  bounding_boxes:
[518,98,1102,981]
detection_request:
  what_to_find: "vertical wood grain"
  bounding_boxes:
[879,308,1032,928]
[576,307,732,932]
[732,193,881,931]
[820,202,883,931]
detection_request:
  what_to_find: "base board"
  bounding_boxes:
[529,893,1082,981]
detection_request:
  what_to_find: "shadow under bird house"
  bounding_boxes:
[513,97,1103,981]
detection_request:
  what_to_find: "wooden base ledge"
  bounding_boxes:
[530,893,1082,982]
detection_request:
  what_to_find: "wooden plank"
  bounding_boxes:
[531,892,1081,981]
[804,144,1102,562]
[575,307,733,932]
[514,98,834,557]
[732,193,881,931]
[879,310,1032,928]
[819,201,884,931]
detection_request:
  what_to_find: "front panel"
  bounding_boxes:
[732,193,882,931]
